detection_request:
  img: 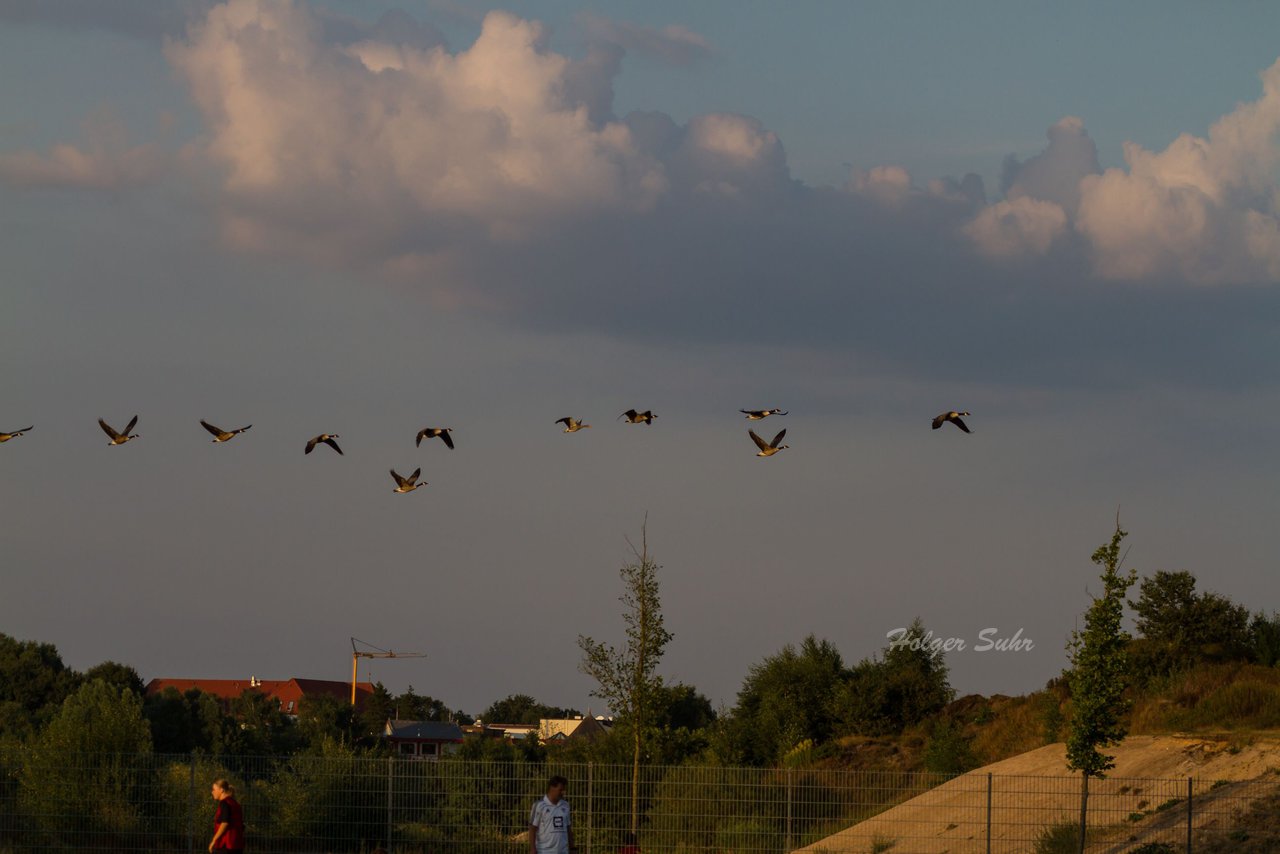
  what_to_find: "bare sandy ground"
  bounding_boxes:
[796,735,1280,854]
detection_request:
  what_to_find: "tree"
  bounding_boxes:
[19,679,154,838]
[1128,570,1252,677]
[480,694,579,725]
[840,618,954,737]
[392,686,451,722]
[720,635,846,765]
[82,661,145,697]
[143,686,225,753]
[1066,522,1138,854]
[0,633,80,741]
[578,524,673,836]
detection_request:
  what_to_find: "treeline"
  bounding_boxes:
[3,567,1276,767]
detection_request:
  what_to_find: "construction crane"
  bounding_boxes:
[350,637,426,705]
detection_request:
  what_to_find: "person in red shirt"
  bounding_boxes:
[209,779,245,853]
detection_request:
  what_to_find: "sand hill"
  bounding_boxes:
[797,735,1280,853]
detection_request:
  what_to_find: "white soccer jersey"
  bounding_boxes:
[529,795,571,854]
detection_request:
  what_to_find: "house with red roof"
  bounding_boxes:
[145,677,375,715]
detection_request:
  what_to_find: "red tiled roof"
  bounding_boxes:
[146,678,376,711]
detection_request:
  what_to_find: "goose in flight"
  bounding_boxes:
[619,409,657,425]
[932,411,971,433]
[0,425,32,443]
[390,467,425,493]
[99,416,139,446]
[305,434,343,455]
[749,428,789,457]
[416,427,454,449]
[201,420,252,443]
[555,417,591,433]
[741,409,787,420]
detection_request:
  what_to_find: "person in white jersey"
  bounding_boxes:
[529,775,575,854]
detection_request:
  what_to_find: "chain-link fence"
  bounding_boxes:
[0,750,1275,852]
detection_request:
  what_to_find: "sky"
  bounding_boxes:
[2,0,1280,720]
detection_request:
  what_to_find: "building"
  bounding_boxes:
[145,677,376,715]
[384,719,464,759]
[474,715,611,742]
[537,716,609,742]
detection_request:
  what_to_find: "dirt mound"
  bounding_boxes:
[797,735,1280,853]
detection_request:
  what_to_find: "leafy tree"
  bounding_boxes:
[923,718,979,775]
[393,686,451,722]
[294,693,356,751]
[357,681,395,744]
[226,689,296,754]
[579,524,673,835]
[1128,570,1251,677]
[0,633,80,741]
[1066,522,1138,854]
[719,635,845,765]
[144,686,225,753]
[1251,612,1280,667]
[18,679,153,838]
[82,661,145,697]
[480,693,580,724]
[837,618,954,737]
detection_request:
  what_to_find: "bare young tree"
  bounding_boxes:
[578,522,673,836]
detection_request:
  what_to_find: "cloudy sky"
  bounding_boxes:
[3,0,1280,719]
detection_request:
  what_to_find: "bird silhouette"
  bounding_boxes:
[201,420,252,443]
[555,417,591,433]
[749,428,789,457]
[390,468,426,493]
[305,434,343,455]
[416,427,454,449]
[0,425,32,443]
[619,409,657,425]
[932,411,971,433]
[99,417,139,446]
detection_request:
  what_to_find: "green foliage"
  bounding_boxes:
[1066,523,1137,778]
[578,525,673,833]
[718,635,845,765]
[82,661,145,697]
[294,693,356,751]
[393,686,453,722]
[1166,680,1280,730]
[357,681,395,744]
[922,719,978,775]
[0,633,80,742]
[18,679,153,839]
[1033,822,1082,854]
[1039,690,1066,744]
[839,618,955,738]
[266,738,387,844]
[481,694,579,725]
[1128,570,1252,679]
[144,687,226,754]
[1250,612,1280,667]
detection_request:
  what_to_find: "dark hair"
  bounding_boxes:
[547,775,568,790]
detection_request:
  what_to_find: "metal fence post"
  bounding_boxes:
[1186,777,1193,854]
[188,752,196,854]
[387,755,394,852]
[587,761,594,854]
[785,767,793,852]
[986,772,992,854]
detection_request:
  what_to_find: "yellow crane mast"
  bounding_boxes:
[350,637,426,705]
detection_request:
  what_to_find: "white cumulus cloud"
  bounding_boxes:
[1075,58,1280,282]
[165,0,668,259]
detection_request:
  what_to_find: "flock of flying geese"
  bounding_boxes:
[0,409,973,494]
